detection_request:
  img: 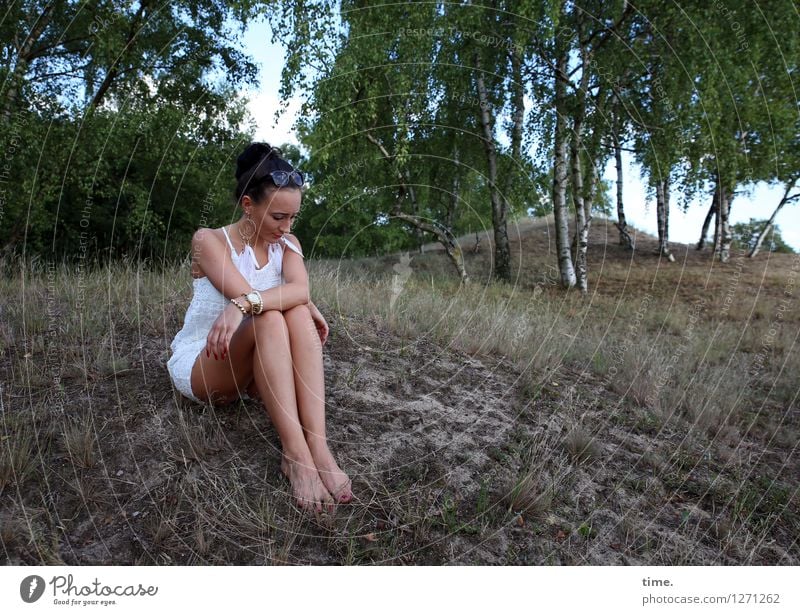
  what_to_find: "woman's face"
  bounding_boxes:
[244,188,302,243]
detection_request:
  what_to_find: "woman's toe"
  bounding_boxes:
[337,482,353,503]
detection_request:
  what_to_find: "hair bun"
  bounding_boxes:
[236,142,282,181]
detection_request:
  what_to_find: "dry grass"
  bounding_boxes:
[564,427,601,465]
[62,415,98,470]
[0,216,797,564]
[0,427,38,493]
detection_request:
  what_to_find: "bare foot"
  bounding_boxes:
[309,444,352,504]
[280,454,335,514]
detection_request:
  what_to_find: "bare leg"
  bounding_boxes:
[251,310,334,514]
[283,304,352,503]
[190,316,257,405]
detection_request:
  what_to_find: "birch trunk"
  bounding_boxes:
[503,44,525,212]
[571,120,589,293]
[553,50,576,288]
[571,42,594,293]
[656,177,675,262]
[583,157,599,285]
[412,186,424,254]
[613,126,634,249]
[394,210,469,283]
[445,144,460,232]
[749,177,799,257]
[697,186,718,250]
[716,184,733,262]
[750,221,776,258]
[475,52,511,282]
[713,182,723,256]
[366,132,469,283]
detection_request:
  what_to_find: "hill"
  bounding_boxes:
[0,218,797,564]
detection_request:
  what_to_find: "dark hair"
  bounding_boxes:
[234,142,300,205]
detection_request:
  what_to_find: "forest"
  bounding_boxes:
[1,1,797,289]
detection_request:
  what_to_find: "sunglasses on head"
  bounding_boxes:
[267,169,304,188]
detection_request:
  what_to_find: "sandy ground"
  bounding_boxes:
[1,215,796,565]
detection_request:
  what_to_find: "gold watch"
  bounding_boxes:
[244,291,263,315]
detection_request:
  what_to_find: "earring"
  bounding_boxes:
[239,212,257,246]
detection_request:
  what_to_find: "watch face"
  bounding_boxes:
[246,292,261,312]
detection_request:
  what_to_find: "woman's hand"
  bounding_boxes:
[308,301,329,346]
[206,302,245,360]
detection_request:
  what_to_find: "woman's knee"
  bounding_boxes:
[255,309,286,328]
[283,303,311,323]
[283,304,319,348]
[252,309,288,343]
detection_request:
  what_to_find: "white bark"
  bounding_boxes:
[656,177,675,262]
[475,52,511,282]
[613,123,633,249]
[571,117,590,292]
[366,132,469,283]
[553,51,576,288]
[715,184,733,263]
[749,177,799,257]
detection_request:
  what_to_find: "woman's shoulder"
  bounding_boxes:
[190,227,229,278]
[281,233,304,257]
[192,226,226,243]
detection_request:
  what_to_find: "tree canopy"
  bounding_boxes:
[2,1,798,283]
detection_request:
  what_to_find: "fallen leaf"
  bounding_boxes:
[364,533,377,542]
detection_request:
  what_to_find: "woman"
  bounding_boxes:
[167,142,352,515]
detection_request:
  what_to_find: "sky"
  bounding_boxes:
[238,15,799,251]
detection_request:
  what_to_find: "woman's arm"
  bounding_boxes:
[254,233,309,311]
[192,228,252,302]
[193,229,309,313]
[307,300,330,345]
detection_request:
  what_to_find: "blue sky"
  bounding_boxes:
[239,16,799,251]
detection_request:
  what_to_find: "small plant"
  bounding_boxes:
[436,494,480,535]
[619,514,654,555]
[69,475,112,511]
[0,429,38,492]
[506,472,554,518]
[62,416,97,469]
[345,362,362,388]
[440,495,457,528]
[172,411,222,463]
[475,478,490,519]
[564,427,599,465]
[591,353,607,372]
[194,524,209,557]
[577,521,595,539]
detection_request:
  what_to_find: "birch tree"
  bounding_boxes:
[749,176,800,258]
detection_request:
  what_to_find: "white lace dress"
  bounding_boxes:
[167,228,304,403]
